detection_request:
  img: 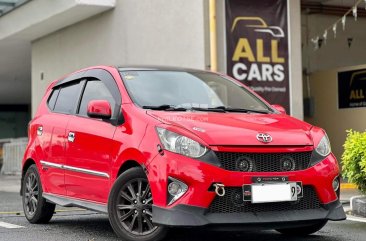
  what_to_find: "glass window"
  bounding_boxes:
[47,88,60,110]
[54,82,81,114]
[120,71,270,111]
[79,80,116,117]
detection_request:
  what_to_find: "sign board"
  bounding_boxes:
[338,69,366,109]
[226,0,290,113]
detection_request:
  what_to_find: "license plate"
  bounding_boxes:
[250,182,298,203]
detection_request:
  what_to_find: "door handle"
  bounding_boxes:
[68,132,76,142]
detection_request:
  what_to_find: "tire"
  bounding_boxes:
[276,220,327,236]
[108,167,168,241]
[22,164,55,224]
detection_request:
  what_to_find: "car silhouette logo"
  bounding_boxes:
[256,133,272,143]
[231,17,285,38]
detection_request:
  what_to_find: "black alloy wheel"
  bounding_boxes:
[22,164,55,223]
[24,171,39,216]
[108,167,167,241]
[117,178,156,235]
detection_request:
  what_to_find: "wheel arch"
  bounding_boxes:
[117,160,142,177]
[20,158,36,196]
[112,147,151,180]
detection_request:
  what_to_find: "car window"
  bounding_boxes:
[47,88,60,110]
[53,82,82,114]
[78,80,116,117]
[121,71,270,111]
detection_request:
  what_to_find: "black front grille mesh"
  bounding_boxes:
[208,186,320,213]
[215,151,312,172]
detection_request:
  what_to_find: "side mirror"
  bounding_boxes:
[87,100,112,119]
[272,104,286,115]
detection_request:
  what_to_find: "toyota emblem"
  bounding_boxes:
[256,133,272,143]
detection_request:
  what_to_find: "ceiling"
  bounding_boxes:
[302,0,366,16]
[0,0,30,17]
[302,0,364,7]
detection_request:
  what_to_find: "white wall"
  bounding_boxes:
[302,14,366,74]
[305,64,366,161]
[32,0,207,115]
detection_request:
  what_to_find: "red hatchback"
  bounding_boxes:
[21,66,345,241]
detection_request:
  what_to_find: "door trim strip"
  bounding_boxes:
[40,160,110,178]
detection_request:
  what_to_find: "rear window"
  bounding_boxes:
[53,82,81,114]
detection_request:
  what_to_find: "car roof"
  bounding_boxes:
[117,66,209,73]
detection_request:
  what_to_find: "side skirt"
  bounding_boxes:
[43,193,108,213]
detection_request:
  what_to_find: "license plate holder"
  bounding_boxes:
[243,178,303,203]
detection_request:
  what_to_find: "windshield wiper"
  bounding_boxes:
[142,105,187,111]
[190,107,226,113]
[142,105,271,114]
[206,106,271,114]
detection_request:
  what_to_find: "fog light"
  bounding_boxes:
[280,157,296,171]
[168,182,182,196]
[333,177,340,192]
[236,156,253,172]
[167,177,188,205]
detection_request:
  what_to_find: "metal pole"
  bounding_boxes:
[209,0,218,72]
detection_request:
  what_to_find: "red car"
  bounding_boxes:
[21,66,345,241]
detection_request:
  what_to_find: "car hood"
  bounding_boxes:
[147,111,313,146]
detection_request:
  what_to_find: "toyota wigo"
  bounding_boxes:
[21,66,345,241]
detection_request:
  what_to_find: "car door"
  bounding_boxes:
[64,77,120,203]
[40,81,83,196]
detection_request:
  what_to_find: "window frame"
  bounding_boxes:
[51,80,85,115]
[49,68,123,125]
[76,78,117,119]
[47,88,60,111]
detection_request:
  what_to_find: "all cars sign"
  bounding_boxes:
[338,69,366,109]
[226,0,290,113]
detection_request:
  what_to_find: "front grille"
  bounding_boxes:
[208,186,321,213]
[215,151,312,172]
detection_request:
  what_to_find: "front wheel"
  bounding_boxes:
[276,220,327,236]
[108,167,167,241]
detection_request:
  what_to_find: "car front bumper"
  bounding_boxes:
[147,146,346,227]
[152,200,345,228]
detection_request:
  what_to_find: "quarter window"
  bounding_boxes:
[47,88,60,110]
[79,80,116,117]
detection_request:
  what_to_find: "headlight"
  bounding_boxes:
[156,127,207,158]
[315,135,331,157]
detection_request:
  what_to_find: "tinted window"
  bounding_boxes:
[79,80,116,117]
[54,82,81,114]
[47,88,60,110]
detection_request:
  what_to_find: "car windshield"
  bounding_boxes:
[120,70,272,113]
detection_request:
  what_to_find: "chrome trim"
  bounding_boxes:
[63,165,109,178]
[40,160,110,179]
[40,160,62,169]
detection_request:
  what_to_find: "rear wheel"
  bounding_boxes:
[276,220,327,236]
[108,167,167,241]
[22,164,55,223]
